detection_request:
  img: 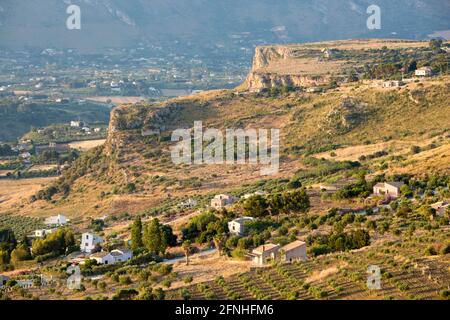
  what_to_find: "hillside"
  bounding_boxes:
[0,99,111,142]
[0,0,449,52]
[4,39,448,219]
[1,39,449,302]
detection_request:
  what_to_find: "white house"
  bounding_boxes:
[382,80,404,88]
[228,217,255,236]
[33,229,55,238]
[252,243,280,266]
[211,194,236,209]
[70,121,82,127]
[90,249,133,265]
[20,152,31,159]
[373,182,404,199]
[110,248,133,263]
[415,67,433,77]
[90,252,115,265]
[80,232,103,253]
[280,240,307,263]
[322,48,338,59]
[44,214,68,226]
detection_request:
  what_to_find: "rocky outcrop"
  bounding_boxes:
[244,46,331,92]
[104,101,189,156]
[319,98,369,135]
[245,72,330,92]
[251,46,293,69]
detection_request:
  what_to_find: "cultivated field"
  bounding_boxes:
[166,230,450,300]
[68,139,106,152]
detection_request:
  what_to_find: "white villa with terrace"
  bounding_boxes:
[90,248,133,265]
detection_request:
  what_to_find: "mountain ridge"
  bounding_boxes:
[0,0,449,52]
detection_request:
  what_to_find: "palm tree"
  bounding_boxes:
[182,240,192,265]
[213,235,224,257]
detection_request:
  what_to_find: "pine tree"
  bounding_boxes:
[143,219,161,255]
[131,216,143,251]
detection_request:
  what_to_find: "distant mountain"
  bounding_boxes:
[0,0,449,52]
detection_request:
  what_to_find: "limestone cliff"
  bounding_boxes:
[244,45,331,92]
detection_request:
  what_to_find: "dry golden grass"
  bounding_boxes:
[279,39,433,50]
[68,139,106,152]
[86,96,145,104]
[311,134,447,162]
[28,164,58,172]
[388,143,450,175]
[167,254,250,290]
[0,177,57,214]
[0,170,14,177]
[260,57,345,76]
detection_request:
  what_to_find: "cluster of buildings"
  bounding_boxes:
[227,216,307,265]
[32,214,70,239]
[70,120,101,135]
[78,232,133,265]
[381,66,434,89]
[32,216,133,266]
[210,191,266,209]
[372,182,448,218]
[0,273,57,291]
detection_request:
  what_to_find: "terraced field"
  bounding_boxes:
[166,230,450,300]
